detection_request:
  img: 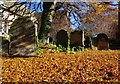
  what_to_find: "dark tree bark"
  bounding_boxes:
[117,1,120,41]
[116,1,120,41]
[118,1,120,30]
[38,2,57,40]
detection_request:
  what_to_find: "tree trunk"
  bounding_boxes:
[118,1,120,31]
[38,1,57,41]
[117,1,120,42]
[82,30,84,51]
[0,5,2,55]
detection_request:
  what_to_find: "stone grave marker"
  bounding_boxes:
[10,17,35,55]
[56,30,68,48]
[97,33,109,50]
[2,37,9,55]
[70,30,82,49]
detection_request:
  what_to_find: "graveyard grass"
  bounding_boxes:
[2,49,119,83]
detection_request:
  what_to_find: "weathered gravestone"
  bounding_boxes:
[56,30,68,48]
[2,37,9,55]
[10,17,35,55]
[70,30,82,49]
[97,33,109,50]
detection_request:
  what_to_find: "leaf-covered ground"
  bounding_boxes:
[2,50,119,83]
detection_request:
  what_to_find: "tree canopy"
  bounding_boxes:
[1,1,118,39]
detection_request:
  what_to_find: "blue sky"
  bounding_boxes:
[21,1,118,30]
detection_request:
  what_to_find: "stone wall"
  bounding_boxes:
[95,17,118,40]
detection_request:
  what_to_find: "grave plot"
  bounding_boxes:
[97,33,109,50]
[10,17,35,55]
[70,30,82,49]
[56,30,68,48]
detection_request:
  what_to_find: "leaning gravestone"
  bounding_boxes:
[10,17,35,55]
[56,30,68,48]
[97,33,109,50]
[70,30,82,49]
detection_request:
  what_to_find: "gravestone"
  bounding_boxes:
[2,37,9,55]
[97,33,109,50]
[56,30,68,48]
[10,17,35,55]
[70,30,82,49]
